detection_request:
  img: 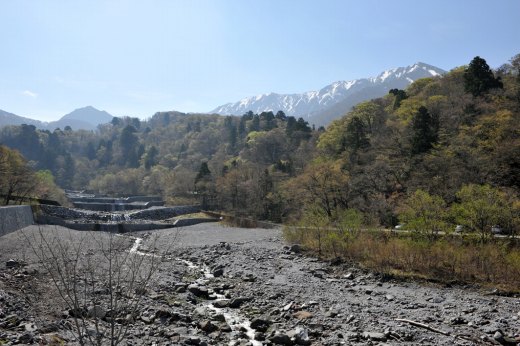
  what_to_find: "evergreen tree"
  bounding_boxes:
[119,125,139,167]
[195,162,211,183]
[143,146,158,169]
[410,106,438,155]
[389,88,408,109]
[345,116,370,151]
[464,56,503,96]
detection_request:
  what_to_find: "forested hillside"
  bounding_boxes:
[286,55,520,229]
[1,55,519,229]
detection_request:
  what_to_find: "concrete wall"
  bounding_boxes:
[0,206,35,237]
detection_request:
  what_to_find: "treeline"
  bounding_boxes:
[287,54,520,233]
[0,55,519,232]
[0,109,317,220]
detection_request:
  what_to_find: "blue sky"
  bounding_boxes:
[1,0,519,121]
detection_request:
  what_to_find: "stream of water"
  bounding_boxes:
[128,236,262,345]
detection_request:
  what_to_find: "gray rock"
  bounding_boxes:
[270,332,293,345]
[250,317,271,332]
[199,320,218,333]
[229,297,251,308]
[213,267,224,277]
[155,308,173,319]
[288,327,311,345]
[23,323,38,332]
[344,272,355,280]
[88,305,106,319]
[6,259,22,268]
[188,284,209,298]
[254,331,266,341]
[213,300,230,308]
[17,332,34,344]
[290,244,302,253]
[362,331,387,342]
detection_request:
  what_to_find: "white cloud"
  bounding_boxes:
[22,90,38,98]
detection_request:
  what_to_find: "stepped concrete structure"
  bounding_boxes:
[66,191,164,211]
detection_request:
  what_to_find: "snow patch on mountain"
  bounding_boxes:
[211,62,446,125]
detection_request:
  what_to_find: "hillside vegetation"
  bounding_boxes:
[1,55,520,288]
[0,55,518,227]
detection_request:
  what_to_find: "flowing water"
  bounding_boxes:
[128,236,262,345]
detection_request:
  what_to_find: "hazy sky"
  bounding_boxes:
[1,0,519,121]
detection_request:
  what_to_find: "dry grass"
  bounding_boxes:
[284,227,520,292]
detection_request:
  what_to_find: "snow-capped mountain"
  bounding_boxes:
[211,62,446,126]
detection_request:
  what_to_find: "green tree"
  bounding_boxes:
[464,56,503,96]
[410,106,438,155]
[0,145,37,205]
[345,116,370,151]
[119,125,139,167]
[143,146,159,170]
[451,184,512,239]
[400,189,448,238]
[389,88,408,109]
[195,162,211,183]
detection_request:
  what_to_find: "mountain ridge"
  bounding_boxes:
[0,106,113,131]
[211,62,446,126]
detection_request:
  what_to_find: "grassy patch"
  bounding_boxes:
[283,226,520,292]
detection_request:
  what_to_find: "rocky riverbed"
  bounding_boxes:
[1,223,519,345]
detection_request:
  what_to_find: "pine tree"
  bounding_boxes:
[464,56,503,96]
[410,106,438,155]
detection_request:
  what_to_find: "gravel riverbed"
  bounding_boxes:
[0,223,519,345]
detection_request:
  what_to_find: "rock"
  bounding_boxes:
[185,336,201,345]
[188,284,209,298]
[213,300,230,308]
[450,316,467,325]
[175,283,187,293]
[432,296,445,304]
[288,327,311,345]
[140,314,155,324]
[385,294,395,301]
[213,267,224,277]
[292,311,313,320]
[17,332,34,344]
[325,309,338,318]
[88,305,106,319]
[270,332,293,345]
[250,317,271,332]
[6,259,23,268]
[290,244,302,253]
[254,331,266,341]
[242,273,256,282]
[362,331,387,342]
[68,307,86,318]
[23,323,38,332]
[212,313,226,322]
[283,302,294,311]
[199,320,218,333]
[344,272,355,280]
[155,309,173,320]
[194,307,209,318]
[219,322,232,333]
[229,297,251,308]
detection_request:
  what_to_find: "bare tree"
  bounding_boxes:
[23,226,175,345]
